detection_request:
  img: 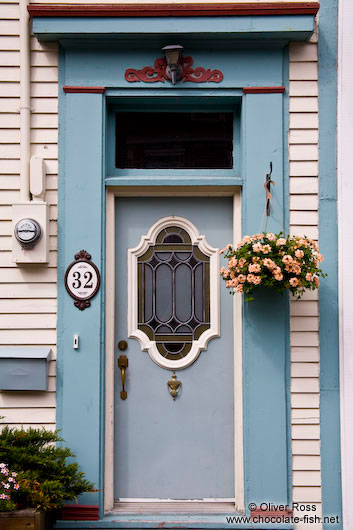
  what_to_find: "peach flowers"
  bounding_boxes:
[220,232,326,301]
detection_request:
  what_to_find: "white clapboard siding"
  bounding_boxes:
[0,50,19,65]
[0,3,19,18]
[0,392,56,408]
[291,409,320,424]
[290,144,318,161]
[0,266,57,281]
[0,21,19,36]
[290,97,318,112]
[292,440,321,456]
[290,81,318,96]
[293,471,321,486]
[0,282,57,298]
[0,408,56,423]
[290,177,318,194]
[0,298,57,312]
[289,43,318,62]
[0,144,58,161]
[290,62,318,81]
[291,346,320,362]
[293,456,321,470]
[291,393,320,409]
[0,189,57,204]
[290,301,319,317]
[290,194,318,210]
[0,36,19,51]
[290,225,318,240]
[31,83,58,97]
[0,175,57,191]
[31,113,58,129]
[0,329,57,344]
[0,66,20,82]
[291,378,320,393]
[31,51,58,67]
[290,129,318,144]
[291,363,320,378]
[290,161,318,176]
[291,317,319,332]
[291,332,320,347]
[1,1,57,430]
[31,98,58,114]
[0,251,57,267]
[0,298,57,313]
[0,113,20,127]
[292,425,320,440]
[0,129,19,143]
[290,113,318,129]
[293,487,322,502]
[31,129,58,143]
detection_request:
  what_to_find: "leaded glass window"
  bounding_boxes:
[137,225,210,361]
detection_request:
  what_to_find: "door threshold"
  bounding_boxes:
[111,501,237,514]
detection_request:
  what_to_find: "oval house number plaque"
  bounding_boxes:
[65,250,100,310]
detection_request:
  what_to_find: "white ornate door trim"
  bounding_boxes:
[127,216,220,370]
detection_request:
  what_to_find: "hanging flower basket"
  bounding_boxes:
[220,232,326,302]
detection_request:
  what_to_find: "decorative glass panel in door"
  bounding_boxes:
[115,197,234,504]
[128,216,219,370]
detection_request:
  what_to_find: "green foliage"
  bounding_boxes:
[0,427,95,511]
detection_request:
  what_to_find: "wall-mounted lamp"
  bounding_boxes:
[162,45,184,85]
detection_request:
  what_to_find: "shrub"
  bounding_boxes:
[0,427,95,511]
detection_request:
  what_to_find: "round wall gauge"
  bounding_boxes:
[14,218,41,248]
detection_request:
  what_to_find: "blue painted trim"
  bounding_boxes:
[105,177,243,186]
[98,96,107,519]
[57,42,292,525]
[32,15,315,42]
[241,92,289,508]
[106,100,241,178]
[57,87,105,507]
[318,0,342,528]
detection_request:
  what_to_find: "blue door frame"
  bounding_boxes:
[29,12,326,526]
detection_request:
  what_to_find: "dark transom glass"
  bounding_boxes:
[138,225,210,360]
[116,112,233,169]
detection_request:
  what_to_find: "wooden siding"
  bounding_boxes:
[0,1,57,432]
[0,1,321,526]
[289,34,322,527]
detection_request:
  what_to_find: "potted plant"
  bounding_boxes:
[220,232,326,301]
[0,426,95,530]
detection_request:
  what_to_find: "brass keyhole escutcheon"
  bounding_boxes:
[118,354,128,400]
[118,340,128,351]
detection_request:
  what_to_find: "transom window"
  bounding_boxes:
[116,112,233,169]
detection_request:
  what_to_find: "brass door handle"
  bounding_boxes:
[118,354,128,400]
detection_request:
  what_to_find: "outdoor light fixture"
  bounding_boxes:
[162,45,184,85]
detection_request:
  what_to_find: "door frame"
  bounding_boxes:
[104,186,244,513]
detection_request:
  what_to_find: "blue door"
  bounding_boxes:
[114,196,235,502]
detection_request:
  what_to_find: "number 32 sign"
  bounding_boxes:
[65,250,101,310]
